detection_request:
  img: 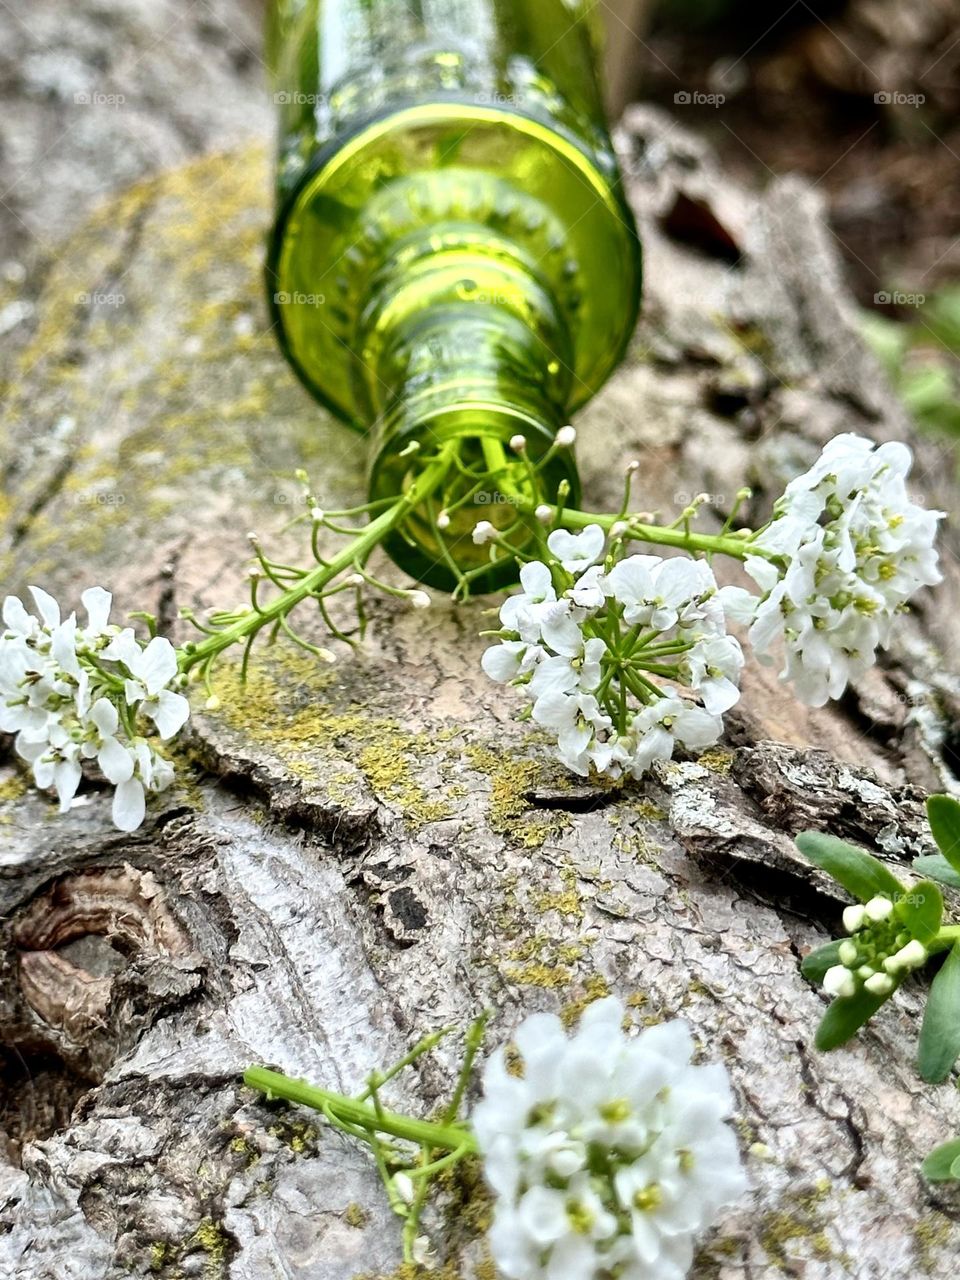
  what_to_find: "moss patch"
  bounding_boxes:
[560,974,612,1027]
[913,1212,952,1273]
[0,773,28,804]
[465,745,570,848]
[207,652,455,828]
[344,1202,370,1229]
[759,1181,839,1270]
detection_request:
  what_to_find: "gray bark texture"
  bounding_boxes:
[2,4,960,1279]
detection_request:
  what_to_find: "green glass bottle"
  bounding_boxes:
[266,0,641,589]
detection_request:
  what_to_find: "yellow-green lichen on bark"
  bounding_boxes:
[758,1180,842,1271]
[465,744,570,848]
[206,652,460,828]
[913,1213,953,1273]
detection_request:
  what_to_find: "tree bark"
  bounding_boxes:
[2,13,960,1280]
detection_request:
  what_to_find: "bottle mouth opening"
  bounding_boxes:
[368,404,580,593]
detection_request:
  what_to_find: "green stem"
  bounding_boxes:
[930,925,960,955]
[540,504,762,562]
[243,1067,478,1154]
[180,447,457,675]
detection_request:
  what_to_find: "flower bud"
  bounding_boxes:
[436,510,451,530]
[548,1147,584,1179]
[883,939,927,975]
[534,504,553,525]
[823,965,856,999]
[864,896,894,923]
[412,1237,436,1268]
[310,507,325,523]
[473,521,496,545]
[408,590,431,610]
[842,905,867,934]
[556,425,577,447]
[838,940,858,967]
[204,694,222,712]
[392,1173,415,1205]
[864,973,895,997]
[509,434,527,453]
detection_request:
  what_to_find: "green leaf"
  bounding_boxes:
[913,854,960,892]
[801,940,844,984]
[922,1138,960,1183]
[897,879,943,948]
[795,832,903,903]
[919,946,960,1082]
[927,795,960,874]
[814,990,889,1052]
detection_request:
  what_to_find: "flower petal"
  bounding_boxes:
[112,777,146,831]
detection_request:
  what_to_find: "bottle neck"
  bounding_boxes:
[363,225,581,590]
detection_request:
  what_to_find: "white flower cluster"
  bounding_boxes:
[481,525,743,779]
[473,997,747,1280]
[722,434,942,707]
[0,586,188,831]
[822,895,928,1002]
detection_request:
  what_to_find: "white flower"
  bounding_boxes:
[725,434,943,707]
[0,585,185,831]
[567,564,606,611]
[538,601,585,658]
[547,525,605,575]
[473,520,497,545]
[103,630,190,740]
[81,586,113,636]
[680,634,744,716]
[482,541,739,783]
[626,696,723,777]
[500,562,558,643]
[473,997,747,1280]
[112,740,176,832]
[529,639,605,701]
[532,691,612,775]
[607,556,715,632]
[32,725,82,813]
[82,697,136,785]
[482,640,545,684]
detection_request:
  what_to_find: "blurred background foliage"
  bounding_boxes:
[601,0,960,449]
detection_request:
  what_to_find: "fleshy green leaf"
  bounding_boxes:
[919,946,960,1082]
[913,853,960,892]
[798,942,844,988]
[801,940,844,984]
[897,879,943,948]
[922,1138,960,1183]
[926,795,960,874]
[814,990,889,1052]
[795,832,903,903]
